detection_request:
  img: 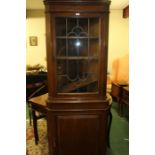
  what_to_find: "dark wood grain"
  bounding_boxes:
[44,0,111,155]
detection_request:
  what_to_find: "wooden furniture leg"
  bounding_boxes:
[118,98,123,116]
[32,110,39,145]
[119,86,129,117]
[107,108,112,148]
[28,103,32,126]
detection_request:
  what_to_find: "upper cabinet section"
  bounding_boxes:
[44,0,110,98]
[44,0,111,13]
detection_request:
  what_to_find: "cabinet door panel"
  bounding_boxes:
[56,115,101,155]
[55,17,99,93]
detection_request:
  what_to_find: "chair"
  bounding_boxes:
[26,72,47,125]
[28,93,48,145]
[26,72,48,145]
[111,82,128,115]
[119,86,129,116]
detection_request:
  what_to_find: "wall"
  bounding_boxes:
[108,10,129,76]
[111,54,129,82]
[26,10,46,67]
[26,10,129,77]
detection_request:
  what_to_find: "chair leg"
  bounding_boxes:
[27,102,32,126]
[118,99,123,116]
[32,110,39,145]
[119,101,123,117]
[29,108,32,126]
[107,108,112,148]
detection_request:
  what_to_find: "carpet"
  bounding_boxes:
[26,101,129,155]
[26,120,49,155]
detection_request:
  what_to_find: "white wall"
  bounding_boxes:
[108,10,129,73]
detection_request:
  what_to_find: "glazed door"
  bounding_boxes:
[55,17,100,94]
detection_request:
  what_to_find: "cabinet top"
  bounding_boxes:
[44,0,110,1]
[44,0,111,5]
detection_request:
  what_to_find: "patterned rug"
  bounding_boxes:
[26,120,49,155]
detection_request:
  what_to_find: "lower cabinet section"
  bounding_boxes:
[47,108,109,155]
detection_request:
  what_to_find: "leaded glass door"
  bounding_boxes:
[55,17,100,93]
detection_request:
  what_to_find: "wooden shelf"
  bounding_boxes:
[59,76,98,93]
[56,56,98,60]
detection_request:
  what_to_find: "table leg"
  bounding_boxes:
[32,110,39,145]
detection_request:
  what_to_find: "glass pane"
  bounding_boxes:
[78,18,88,36]
[89,18,99,37]
[89,38,99,56]
[67,18,88,37]
[57,60,67,75]
[68,39,77,56]
[67,18,77,36]
[78,39,88,56]
[56,60,98,93]
[55,17,99,93]
[68,38,88,56]
[56,39,66,56]
[55,18,66,36]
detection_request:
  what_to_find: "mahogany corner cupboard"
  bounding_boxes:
[43,0,111,155]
